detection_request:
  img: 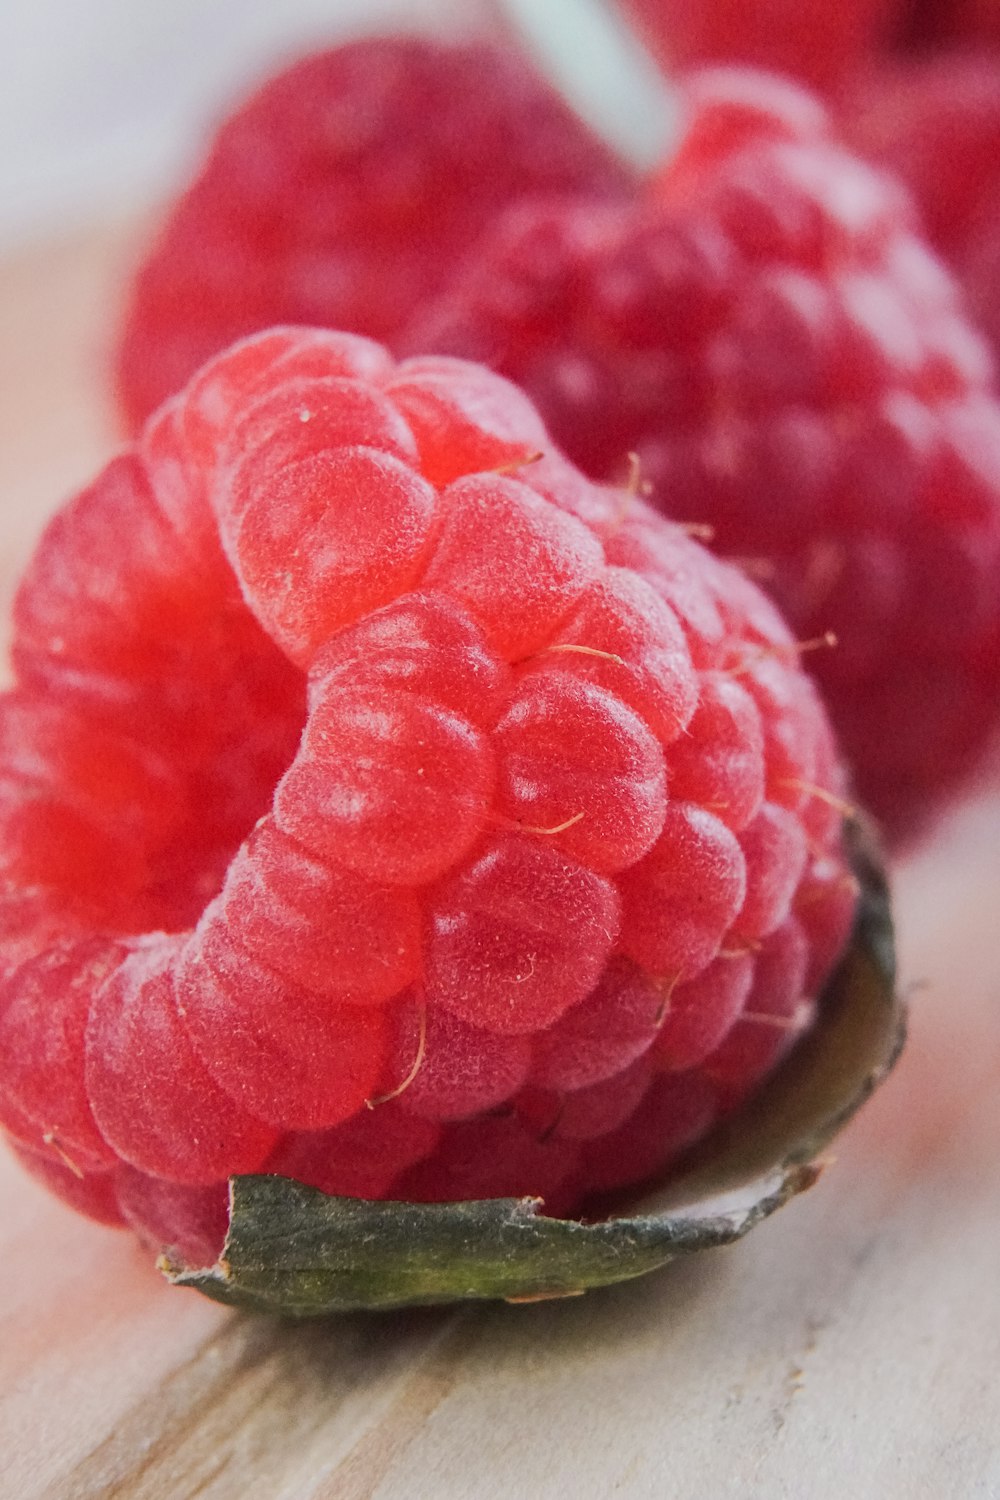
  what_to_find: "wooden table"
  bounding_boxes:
[1,222,999,1500]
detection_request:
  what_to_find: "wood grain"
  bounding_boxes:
[1,221,999,1500]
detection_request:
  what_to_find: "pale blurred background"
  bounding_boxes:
[0,0,675,250]
[0,0,495,248]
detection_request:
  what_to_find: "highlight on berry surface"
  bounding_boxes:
[407,63,1000,847]
[113,30,1000,849]
[0,328,901,1312]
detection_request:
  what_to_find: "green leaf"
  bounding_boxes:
[163,819,901,1315]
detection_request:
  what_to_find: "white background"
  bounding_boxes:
[0,0,495,247]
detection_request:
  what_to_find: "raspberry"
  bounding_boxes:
[13,1144,124,1228]
[409,68,1000,843]
[115,36,633,431]
[116,1169,229,1266]
[0,328,855,1250]
[956,0,1000,46]
[844,51,1000,363]
[896,0,1000,49]
[614,0,897,93]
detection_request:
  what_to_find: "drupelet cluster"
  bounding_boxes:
[0,330,855,1260]
[409,69,1000,841]
[114,43,1000,845]
[115,36,633,432]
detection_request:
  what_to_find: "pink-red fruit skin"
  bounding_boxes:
[409,67,1000,845]
[844,50,1000,371]
[115,36,633,431]
[615,0,897,95]
[0,327,856,1252]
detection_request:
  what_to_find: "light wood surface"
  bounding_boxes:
[1,222,999,1500]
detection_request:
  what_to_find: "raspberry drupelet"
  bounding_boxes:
[0,329,856,1257]
[115,36,633,432]
[408,68,1000,844]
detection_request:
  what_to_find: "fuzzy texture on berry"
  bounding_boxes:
[407,68,1000,844]
[115,36,633,432]
[0,328,855,1251]
[844,50,1000,362]
[615,0,898,94]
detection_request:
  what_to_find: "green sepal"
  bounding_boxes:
[163,820,901,1315]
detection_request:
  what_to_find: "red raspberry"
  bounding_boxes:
[115,36,633,432]
[895,0,1000,48]
[844,50,1000,362]
[0,328,854,1250]
[613,0,898,93]
[408,68,1000,843]
[955,0,1000,45]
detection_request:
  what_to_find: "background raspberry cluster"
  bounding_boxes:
[115,36,1000,848]
[616,0,1000,371]
[6,7,999,1258]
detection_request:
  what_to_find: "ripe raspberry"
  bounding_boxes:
[408,67,1000,843]
[895,0,1000,49]
[613,0,897,93]
[0,327,855,1253]
[115,36,633,431]
[953,0,1000,46]
[844,50,1000,362]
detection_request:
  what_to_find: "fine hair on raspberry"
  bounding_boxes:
[0,328,857,1257]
